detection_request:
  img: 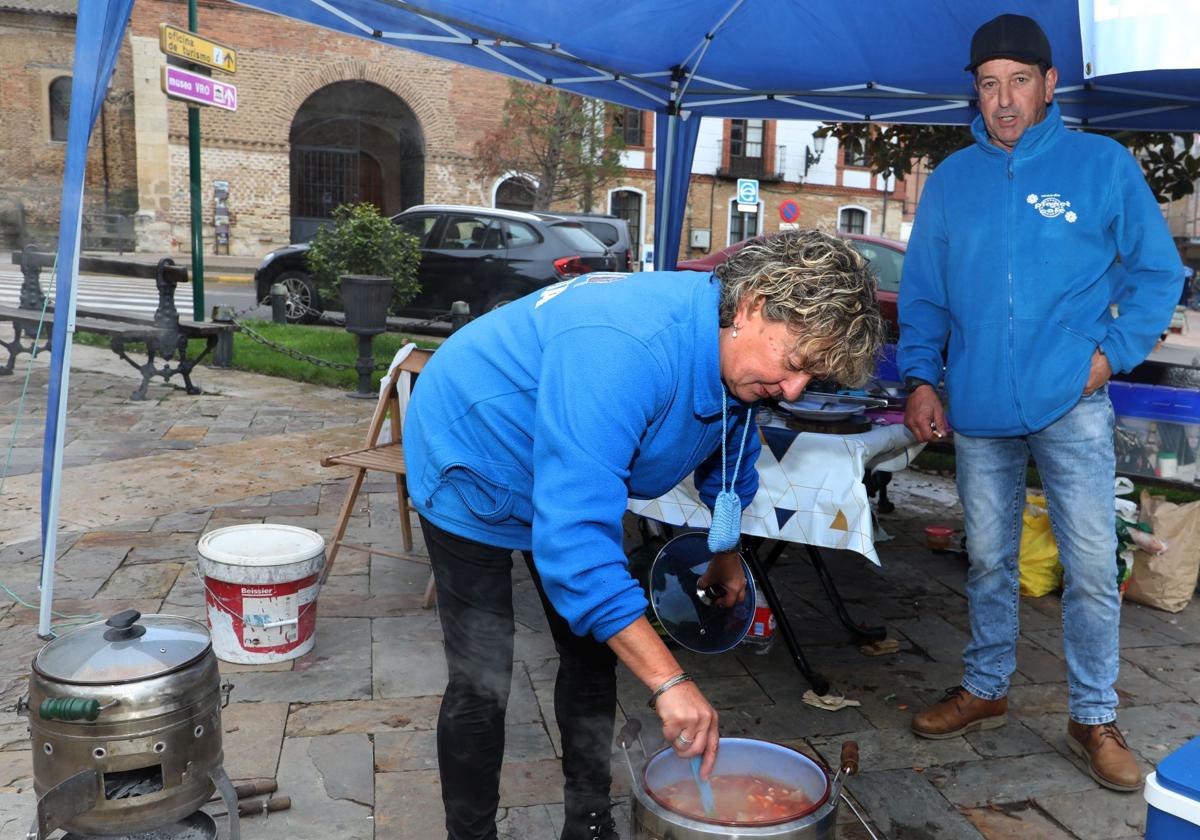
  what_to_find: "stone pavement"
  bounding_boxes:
[1,336,1196,839]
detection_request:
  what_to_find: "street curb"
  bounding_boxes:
[211,274,254,284]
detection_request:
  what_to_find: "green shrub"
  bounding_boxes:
[306,203,421,312]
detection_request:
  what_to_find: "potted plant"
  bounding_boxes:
[306,202,422,331]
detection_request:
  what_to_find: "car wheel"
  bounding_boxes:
[275,270,320,324]
[479,289,523,314]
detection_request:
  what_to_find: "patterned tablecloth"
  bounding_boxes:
[627,412,923,565]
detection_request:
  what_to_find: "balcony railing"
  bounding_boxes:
[714,140,786,181]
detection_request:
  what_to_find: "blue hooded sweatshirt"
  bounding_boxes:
[898,101,1183,436]
[403,270,760,642]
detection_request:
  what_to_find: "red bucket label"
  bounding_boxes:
[205,573,319,653]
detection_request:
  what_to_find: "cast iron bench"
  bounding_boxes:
[3,246,234,400]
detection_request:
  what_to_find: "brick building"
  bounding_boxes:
[2,0,908,263]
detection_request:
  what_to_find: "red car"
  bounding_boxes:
[676,231,904,336]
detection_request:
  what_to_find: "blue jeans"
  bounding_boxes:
[954,388,1119,725]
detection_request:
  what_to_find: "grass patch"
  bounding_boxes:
[73,321,440,391]
[913,446,1200,504]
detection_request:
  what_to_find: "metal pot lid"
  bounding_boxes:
[34,610,211,684]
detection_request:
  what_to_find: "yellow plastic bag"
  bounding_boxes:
[1019,494,1062,597]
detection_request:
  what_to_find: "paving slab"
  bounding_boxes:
[220,701,288,782]
[962,802,1078,839]
[924,753,1098,807]
[845,768,986,839]
[376,769,442,839]
[286,697,443,737]
[1122,643,1200,697]
[964,718,1056,759]
[1035,785,1147,838]
[811,726,979,772]
[238,735,374,840]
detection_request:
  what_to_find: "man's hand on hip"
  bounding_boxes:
[904,385,947,442]
[1083,349,1112,395]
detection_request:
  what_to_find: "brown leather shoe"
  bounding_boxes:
[1067,720,1142,792]
[911,686,1007,739]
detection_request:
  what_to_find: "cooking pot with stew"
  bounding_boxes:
[617,719,877,839]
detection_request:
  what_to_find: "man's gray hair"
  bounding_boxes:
[714,229,885,386]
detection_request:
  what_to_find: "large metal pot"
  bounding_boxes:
[618,721,873,840]
[22,610,233,838]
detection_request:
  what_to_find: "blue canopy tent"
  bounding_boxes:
[36,0,1200,634]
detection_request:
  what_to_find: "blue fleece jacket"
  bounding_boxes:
[403,271,760,642]
[898,101,1184,436]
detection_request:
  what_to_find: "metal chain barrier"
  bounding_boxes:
[229,314,388,371]
[221,295,459,372]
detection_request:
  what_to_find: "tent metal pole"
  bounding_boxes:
[37,345,73,639]
[656,114,677,271]
[38,213,82,640]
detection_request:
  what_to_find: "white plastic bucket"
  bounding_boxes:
[197,524,325,664]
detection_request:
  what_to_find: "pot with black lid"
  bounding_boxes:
[21,610,240,840]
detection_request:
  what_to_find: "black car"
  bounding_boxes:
[255,204,617,323]
[551,213,635,271]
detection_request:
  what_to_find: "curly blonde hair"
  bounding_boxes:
[714,229,885,386]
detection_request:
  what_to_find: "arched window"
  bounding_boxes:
[839,206,868,235]
[49,76,72,142]
[495,176,536,211]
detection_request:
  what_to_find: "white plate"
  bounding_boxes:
[777,399,867,420]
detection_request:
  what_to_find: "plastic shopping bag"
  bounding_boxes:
[1019,494,1062,597]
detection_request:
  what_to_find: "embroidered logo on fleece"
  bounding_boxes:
[1027,193,1077,223]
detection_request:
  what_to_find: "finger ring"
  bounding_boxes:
[675,732,693,747]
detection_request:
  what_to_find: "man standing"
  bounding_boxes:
[899,13,1183,792]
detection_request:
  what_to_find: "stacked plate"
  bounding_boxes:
[777,393,888,420]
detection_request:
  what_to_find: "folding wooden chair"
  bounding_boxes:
[321,347,434,602]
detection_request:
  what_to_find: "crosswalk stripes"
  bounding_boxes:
[0,269,194,317]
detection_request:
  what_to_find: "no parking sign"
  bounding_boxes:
[779,199,799,223]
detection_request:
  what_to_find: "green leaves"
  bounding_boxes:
[816,123,1198,204]
[474,79,626,211]
[306,203,422,312]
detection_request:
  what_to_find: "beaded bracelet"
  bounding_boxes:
[647,672,694,710]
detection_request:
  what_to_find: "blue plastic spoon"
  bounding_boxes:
[689,756,717,818]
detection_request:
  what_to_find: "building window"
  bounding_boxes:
[495,176,536,211]
[839,207,867,235]
[729,200,760,245]
[610,189,642,265]
[842,137,868,168]
[730,119,763,159]
[49,76,72,142]
[615,108,644,147]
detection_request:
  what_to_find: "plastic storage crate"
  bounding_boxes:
[1110,381,1200,483]
[1146,736,1200,839]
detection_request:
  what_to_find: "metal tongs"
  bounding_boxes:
[829,741,880,840]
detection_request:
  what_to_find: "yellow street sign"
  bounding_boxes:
[159,23,236,74]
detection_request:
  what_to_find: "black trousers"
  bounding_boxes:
[420,516,618,840]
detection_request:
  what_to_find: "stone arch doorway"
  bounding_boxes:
[289,80,425,242]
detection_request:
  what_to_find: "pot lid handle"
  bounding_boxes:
[103,609,147,642]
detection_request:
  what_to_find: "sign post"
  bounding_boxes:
[159,10,237,320]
